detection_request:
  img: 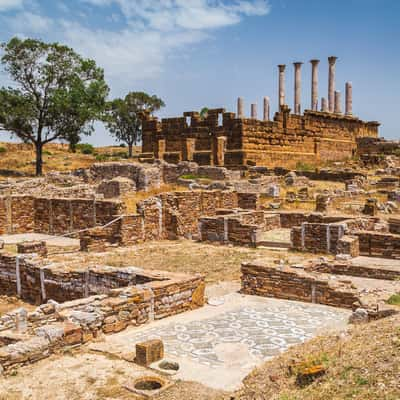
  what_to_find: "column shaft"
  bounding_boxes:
[310,59,320,111]
[321,97,328,112]
[237,97,244,118]
[334,91,342,114]
[263,97,270,121]
[345,82,353,115]
[293,62,303,114]
[251,103,257,119]
[278,65,286,108]
[328,56,338,112]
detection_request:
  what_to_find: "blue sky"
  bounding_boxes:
[0,0,399,145]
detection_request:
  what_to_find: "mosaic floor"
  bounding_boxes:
[126,302,347,368]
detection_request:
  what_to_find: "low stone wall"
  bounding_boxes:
[310,260,400,281]
[240,262,359,309]
[0,195,124,236]
[354,231,400,259]
[0,259,205,372]
[291,222,347,254]
[199,211,280,246]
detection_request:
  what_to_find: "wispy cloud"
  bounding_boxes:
[0,0,270,93]
[0,0,24,12]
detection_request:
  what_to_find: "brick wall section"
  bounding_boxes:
[142,107,379,168]
[0,196,124,236]
[354,231,400,259]
[0,263,205,372]
[291,222,346,254]
[199,211,280,246]
[310,261,400,281]
[241,262,360,309]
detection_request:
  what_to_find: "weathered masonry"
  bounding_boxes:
[141,57,379,168]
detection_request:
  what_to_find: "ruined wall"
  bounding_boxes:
[0,260,205,372]
[241,262,359,309]
[291,222,347,254]
[0,196,124,236]
[199,211,280,246]
[354,231,400,259]
[142,107,379,168]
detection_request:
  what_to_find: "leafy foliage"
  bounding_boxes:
[103,91,165,157]
[0,37,109,175]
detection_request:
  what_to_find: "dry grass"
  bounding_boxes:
[122,184,185,214]
[235,314,400,400]
[0,142,141,178]
[0,295,35,315]
[49,240,315,284]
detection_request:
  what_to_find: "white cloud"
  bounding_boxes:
[1,0,270,92]
[0,0,24,12]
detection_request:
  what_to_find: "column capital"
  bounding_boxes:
[293,61,303,67]
[328,56,338,65]
[278,64,286,72]
[310,59,320,65]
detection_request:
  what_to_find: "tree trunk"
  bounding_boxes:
[35,142,43,176]
[128,143,133,158]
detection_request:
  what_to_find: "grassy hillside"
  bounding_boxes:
[0,142,141,177]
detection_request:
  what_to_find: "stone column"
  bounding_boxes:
[345,82,353,116]
[278,64,286,108]
[321,97,328,112]
[263,96,270,121]
[310,59,320,111]
[334,91,342,114]
[293,62,303,114]
[251,103,257,119]
[237,97,244,118]
[328,56,338,113]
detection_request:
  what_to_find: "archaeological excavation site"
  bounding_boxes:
[0,55,399,400]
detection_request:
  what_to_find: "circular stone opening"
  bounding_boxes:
[158,360,180,371]
[134,377,163,391]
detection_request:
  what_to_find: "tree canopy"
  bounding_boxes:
[103,91,165,157]
[0,37,109,175]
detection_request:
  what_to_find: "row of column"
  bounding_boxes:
[237,96,271,121]
[278,57,353,116]
[237,57,353,119]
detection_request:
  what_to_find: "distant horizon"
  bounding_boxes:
[0,0,399,146]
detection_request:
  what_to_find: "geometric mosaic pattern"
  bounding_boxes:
[127,303,348,368]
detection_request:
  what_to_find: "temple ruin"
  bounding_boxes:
[140,57,379,168]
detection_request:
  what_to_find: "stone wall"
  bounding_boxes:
[291,222,347,254]
[0,261,205,372]
[0,195,124,236]
[142,106,379,168]
[354,231,400,259]
[79,190,256,250]
[310,260,400,281]
[240,262,359,309]
[199,211,280,246]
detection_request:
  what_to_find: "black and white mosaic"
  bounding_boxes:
[129,302,348,367]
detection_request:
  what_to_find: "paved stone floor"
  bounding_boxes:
[91,291,350,390]
[0,233,79,247]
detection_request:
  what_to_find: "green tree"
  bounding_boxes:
[200,107,209,120]
[0,37,109,175]
[103,91,165,157]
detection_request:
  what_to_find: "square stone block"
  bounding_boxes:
[135,339,164,366]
